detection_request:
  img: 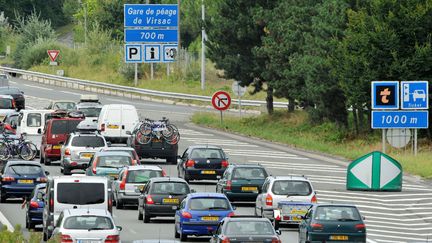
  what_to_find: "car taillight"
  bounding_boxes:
[37,177,47,183]
[101,123,105,132]
[30,201,39,208]
[46,144,52,150]
[64,148,71,156]
[120,170,128,190]
[61,234,73,243]
[105,235,120,243]
[221,236,230,243]
[186,160,195,167]
[2,176,15,182]
[146,195,154,205]
[221,160,229,167]
[355,223,366,230]
[265,194,273,206]
[92,158,98,174]
[311,223,323,230]
[271,237,281,243]
[108,197,112,213]
[49,198,54,212]
[225,180,232,191]
[275,214,281,221]
[181,211,192,219]
[162,169,167,177]
[311,194,317,203]
[227,212,235,217]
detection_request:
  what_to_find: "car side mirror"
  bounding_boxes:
[37,128,42,134]
[21,91,24,94]
[362,216,366,220]
[232,206,236,210]
[190,189,196,193]
[12,124,17,129]
[37,192,44,200]
[125,131,132,135]
[177,158,182,164]
[275,230,281,235]
[116,226,123,231]
[45,171,50,176]
[107,141,112,147]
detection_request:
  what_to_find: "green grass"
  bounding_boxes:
[192,111,432,178]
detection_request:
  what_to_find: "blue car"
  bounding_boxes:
[25,183,46,229]
[174,193,235,241]
[0,161,48,202]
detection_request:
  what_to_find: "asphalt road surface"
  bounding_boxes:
[0,77,431,243]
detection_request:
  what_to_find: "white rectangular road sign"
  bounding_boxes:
[162,45,178,62]
[144,44,161,63]
[125,44,142,63]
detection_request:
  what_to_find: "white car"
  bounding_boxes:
[51,209,122,242]
[413,90,426,102]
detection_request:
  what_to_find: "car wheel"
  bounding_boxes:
[116,199,123,209]
[27,217,35,230]
[40,155,45,164]
[174,224,180,238]
[143,208,150,223]
[44,158,51,166]
[138,208,143,220]
[0,192,7,203]
[63,167,71,175]
[273,220,280,230]
[43,230,48,241]
[25,215,29,229]
[180,227,188,242]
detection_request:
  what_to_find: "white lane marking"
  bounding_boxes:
[365,219,432,226]
[366,223,432,231]
[366,239,378,243]
[129,229,137,234]
[367,232,429,241]
[265,164,345,172]
[23,84,53,90]
[319,196,432,207]
[318,189,432,198]
[266,166,345,173]
[319,194,432,203]
[142,109,190,115]
[60,91,80,96]
[107,98,175,108]
[26,105,36,110]
[358,209,432,217]
[231,154,309,159]
[360,214,432,223]
[367,228,432,237]
[182,138,252,144]
[0,209,14,232]
[255,161,341,168]
[224,149,298,155]
[9,81,17,84]
[369,239,404,243]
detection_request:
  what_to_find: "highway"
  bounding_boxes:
[1,77,432,242]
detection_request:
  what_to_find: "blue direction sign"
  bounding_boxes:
[124,4,178,28]
[371,81,399,109]
[125,29,178,43]
[401,81,428,109]
[372,110,428,129]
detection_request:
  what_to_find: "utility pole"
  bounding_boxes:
[84,1,88,45]
[200,0,205,90]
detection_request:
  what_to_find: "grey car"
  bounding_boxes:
[76,101,103,122]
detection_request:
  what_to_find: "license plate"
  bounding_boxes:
[163,198,179,204]
[201,170,216,174]
[241,186,258,191]
[136,185,145,191]
[77,240,101,243]
[330,235,348,240]
[80,153,93,158]
[107,124,119,129]
[201,216,218,221]
[53,145,61,149]
[292,216,302,221]
[18,179,33,184]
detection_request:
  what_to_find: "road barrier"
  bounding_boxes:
[0,66,288,108]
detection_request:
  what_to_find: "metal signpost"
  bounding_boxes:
[212,91,231,124]
[231,81,246,117]
[47,50,60,66]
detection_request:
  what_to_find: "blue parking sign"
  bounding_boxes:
[401,81,428,109]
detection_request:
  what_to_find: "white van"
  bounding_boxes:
[16,110,53,150]
[97,104,139,143]
[42,176,112,241]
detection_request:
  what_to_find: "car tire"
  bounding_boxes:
[143,209,150,223]
[138,209,143,220]
[166,156,177,164]
[174,224,180,238]
[180,229,188,242]
[63,167,71,175]
[40,155,45,164]
[0,192,7,203]
[116,199,123,209]
[44,158,51,166]
[43,230,48,241]
[26,215,35,230]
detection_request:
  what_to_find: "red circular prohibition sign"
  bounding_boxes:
[211,91,231,111]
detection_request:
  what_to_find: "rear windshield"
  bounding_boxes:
[232,167,267,179]
[53,102,76,110]
[97,156,132,168]
[78,107,102,117]
[27,113,42,127]
[0,74,7,80]
[190,148,224,159]
[126,170,162,183]
[71,136,105,147]
[57,183,105,205]
[6,165,43,175]
[315,206,361,221]
[189,198,230,210]
[63,216,113,230]
[0,88,20,94]
[0,98,13,109]
[150,182,190,194]
[226,221,274,235]
[51,120,81,134]
[106,150,135,158]
[272,180,312,196]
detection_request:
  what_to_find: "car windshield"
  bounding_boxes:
[72,136,105,147]
[0,87,21,94]
[97,156,132,168]
[126,170,162,183]
[27,113,42,127]
[189,198,230,210]
[150,182,189,194]
[0,98,13,109]
[272,180,312,196]
[57,183,105,205]
[53,102,76,110]
[79,107,102,117]
[51,120,82,134]
[6,165,43,175]
[63,216,113,230]
[226,221,274,235]
[232,167,267,179]
[314,206,361,221]
[107,150,135,158]
[190,148,224,159]
[0,74,7,80]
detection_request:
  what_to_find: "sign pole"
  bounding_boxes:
[414,129,418,156]
[151,63,154,80]
[167,63,170,76]
[200,0,205,90]
[134,63,138,86]
[382,129,386,153]
[220,110,223,125]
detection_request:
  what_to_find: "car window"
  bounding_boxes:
[63,216,113,230]
[5,115,19,127]
[232,167,267,179]
[27,113,42,127]
[56,212,64,228]
[190,148,224,159]
[150,182,189,194]
[71,136,105,147]
[0,87,20,94]
[97,156,132,168]
[314,206,361,221]
[226,221,274,235]
[180,200,186,209]
[51,120,81,134]
[107,150,134,158]
[189,198,230,210]
[0,98,13,109]
[78,107,102,117]
[6,165,43,175]
[57,183,105,205]
[127,170,162,183]
[53,102,76,110]
[0,74,8,80]
[271,180,312,196]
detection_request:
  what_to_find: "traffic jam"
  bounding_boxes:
[0,81,368,243]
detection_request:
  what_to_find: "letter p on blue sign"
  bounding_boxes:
[125,44,142,63]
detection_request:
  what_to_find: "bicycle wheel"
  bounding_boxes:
[165,132,180,145]
[27,142,38,160]
[18,143,34,160]
[139,122,152,136]
[162,124,179,140]
[0,142,11,161]
[135,132,152,145]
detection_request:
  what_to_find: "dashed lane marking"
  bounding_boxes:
[23,84,53,90]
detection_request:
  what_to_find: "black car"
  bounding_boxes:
[0,87,25,110]
[216,164,269,202]
[210,216,281,243]
[177,145,229,182]
[25,183,46,229]
[138,177,191,223]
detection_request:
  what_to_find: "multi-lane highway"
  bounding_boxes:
[1,77,432,242]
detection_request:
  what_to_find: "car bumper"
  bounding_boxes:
[63,158,90,170]
[117,193,139,204]
[133,143,178,159]
[146,204,178,216]
[44,148,61,160]
[308,232,366,242]
[225,191,259,201]
[181,222,219,236]
[2,185,36,197]
[185,168,226,180]
[28,209,43,224]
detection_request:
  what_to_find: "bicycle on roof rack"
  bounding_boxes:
[135,117,180,145]
[0,132,37,161]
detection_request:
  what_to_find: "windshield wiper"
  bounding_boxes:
[87,227,106,231]
[9,167,22,177]
[338,218,357,221]
[208,207,227,210]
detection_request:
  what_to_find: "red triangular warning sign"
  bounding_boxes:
[47,50,60,62]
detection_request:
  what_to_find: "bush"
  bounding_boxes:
[21,38,64,69]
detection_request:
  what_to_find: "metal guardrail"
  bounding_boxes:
[0,66,288,108]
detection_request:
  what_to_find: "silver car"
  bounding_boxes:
[51,209,122,242]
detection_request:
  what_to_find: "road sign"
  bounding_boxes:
[212,91,231,111]
[386,129,411,148]
[144,44,161,63]
[124,4,178,28]
[47,50,60,62]
[124,44,142,63]
[162,45,177,62]
[371,81,399,109]
[124,29,178,43]
[401,81,428,109]
[347,151,402,191]
[371,110,428,129]
[232,81,247,97]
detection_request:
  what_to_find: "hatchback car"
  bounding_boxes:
[255,176,317,220]
[51,209,122,242]
[174,193,235,241]
[177,145,229,182]
[216,164,269,202]
[0,161,49,202]
[46,100,77,111]
[0,87,25,110]
[138,177,190,223]
[77,101,103,122]
[100,146,140,165]
[210,216,281,243]
[85,151,134,180]
[24,183,45,229]
[299,204,366,242]
[0,94,17,121]
[112,165,164,209]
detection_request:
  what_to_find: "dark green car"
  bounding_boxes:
[299,204,366,243]
[216,164,269,202]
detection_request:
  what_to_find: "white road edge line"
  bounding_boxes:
[23,84,53,91]
[0,209,14,232]
[367,239,378,243]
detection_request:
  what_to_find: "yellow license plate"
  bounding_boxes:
[53,145,61,149]
[291,216,302,221]
[201,170,216,174]
[290,210,307,215]
[109,174,118,179]
[80,153,93,158]
[201,216,218,221]
[163,198,179,204]
[330,235,348,240]
[18,180,33,184]
[241,186,258,191]
[107,124,119,129]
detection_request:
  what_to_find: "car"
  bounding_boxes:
[255,176,317,220]
[216,163,269,202]
[0,161,49,203]
[0,73,9,86]
[76,95,103,122]
[177,145,229,182]
[138,177,190,223]
[298,204,366,243]
[210,216,281,243]
[45,100,77,111]
[2,111,19,130]
[0,94,17,121]
[51,209,122,242]
[174,193,235,241]
[112,165,164,209]
[97,104,139,143]
[100,146,140,165]
[15,110,53,155]
[24,183,46,229]
[0,87,25,110]
[85,151,135,180]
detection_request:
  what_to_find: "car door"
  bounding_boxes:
[216,169,230,193]
[113,170,123,199]
[178,150,188,176]
[138,182,150,212]
[299,208,313,241]
[256,179,270,211]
